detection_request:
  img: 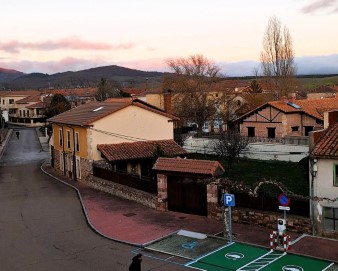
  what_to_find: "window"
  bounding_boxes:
[9,99,14,104]
[247,127,255,137]
[19,110,22,117]
[202,122,209,133]
[291,126,299,132]
[75,132,80,152]
[304,126,313,136]
[267,127,276,138]
[59,129,63,146]
[334,164,338,186]
[324,207,338,231]
[2,99,4,105]
[66,130,71,148]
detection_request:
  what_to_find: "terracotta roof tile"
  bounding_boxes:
[269,97,338,120]
[97,140,187,161]
[0,90,40,97]
[47,100,130,126]
[311,121,338,158]
[153,157,225,177]
[16,94,41,103]
[26,102,48,109]
[236,96,338,122]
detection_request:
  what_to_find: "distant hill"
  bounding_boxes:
[1,64,337,91]
[0,65,165,90]
[0,68,26,85]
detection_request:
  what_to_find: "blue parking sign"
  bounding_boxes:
[224,194,235,207]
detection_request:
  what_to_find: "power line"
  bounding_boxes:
[89,127,149,142]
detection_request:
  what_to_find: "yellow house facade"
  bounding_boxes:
[48,98,178,181]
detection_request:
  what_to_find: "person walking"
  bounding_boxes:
[16,131,20,139]
[128,253,142,271]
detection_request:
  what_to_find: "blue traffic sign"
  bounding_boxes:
[224,194,235,207]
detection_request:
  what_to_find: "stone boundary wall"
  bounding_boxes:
[210,204,313,234]
[82,176,157,209]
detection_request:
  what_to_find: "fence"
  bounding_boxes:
[233,192,310,217]
[92,166,157,195]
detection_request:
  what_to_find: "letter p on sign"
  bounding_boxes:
[224,194,235,207]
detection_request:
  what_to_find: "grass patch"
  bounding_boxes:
[187,153,309,196]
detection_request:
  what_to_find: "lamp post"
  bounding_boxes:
[310,158,318,236]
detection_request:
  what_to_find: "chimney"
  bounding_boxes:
[163,89,172,114]
[323,110,338,129]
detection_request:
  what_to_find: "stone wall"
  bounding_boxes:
[82,176,157,209]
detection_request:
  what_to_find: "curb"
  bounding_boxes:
[40,160,144,248]
[0,129,13,159]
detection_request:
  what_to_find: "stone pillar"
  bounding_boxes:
[157,174,168,211]
[207,183,219,219]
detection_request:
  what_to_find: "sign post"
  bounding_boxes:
[278,193,290,221]
[223,194,235,243]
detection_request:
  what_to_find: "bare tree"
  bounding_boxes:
[260,16,297,99]
[163,54,223,132]
[213,131,249,171]
[95,78,122,101]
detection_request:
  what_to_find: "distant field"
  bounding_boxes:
[296,75,338,89]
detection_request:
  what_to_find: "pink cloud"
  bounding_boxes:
[0,37,135,54]
[301,0,338,13]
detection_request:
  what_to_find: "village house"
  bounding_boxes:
[309,110,338,238]
[47,98,184,181]
[0,90,47,126]
[234,96,338,143]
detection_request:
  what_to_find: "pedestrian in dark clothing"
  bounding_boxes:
[129,253,142,271]
[16,131,20,139]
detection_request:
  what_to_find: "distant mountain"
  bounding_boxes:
[0,68,26,84]
[0,65,165,90]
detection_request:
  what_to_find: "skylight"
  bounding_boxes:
[92,106,104,112]
[287,101,301,109]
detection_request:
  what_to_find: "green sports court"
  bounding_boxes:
[186,242,333,271]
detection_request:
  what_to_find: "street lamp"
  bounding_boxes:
[310,158,318,235]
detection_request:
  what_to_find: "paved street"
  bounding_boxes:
[0,128,188,271]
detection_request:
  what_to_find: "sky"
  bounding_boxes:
[1,0,338,76]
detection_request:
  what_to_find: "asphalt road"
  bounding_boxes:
[0,127,188,271]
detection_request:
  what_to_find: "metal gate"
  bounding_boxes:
[167,176,207,216]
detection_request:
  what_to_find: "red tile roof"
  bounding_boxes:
[0,90,40,97]
[26,102,48,109]
[97,140,187,161]
[153,157,225,177]
[47,98,178,126]
[311,121,338,158]
[269,97,338,120]
[16,94,41,103]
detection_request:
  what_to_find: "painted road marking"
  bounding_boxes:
[238,250,285,271]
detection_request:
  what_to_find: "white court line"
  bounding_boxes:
[185,242,235,266]
[237,250,286,271]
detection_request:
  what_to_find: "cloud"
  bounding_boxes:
[0,37,135,54]
[220,55,338,76]
[0,57,110,74]
[300,0,338,13]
